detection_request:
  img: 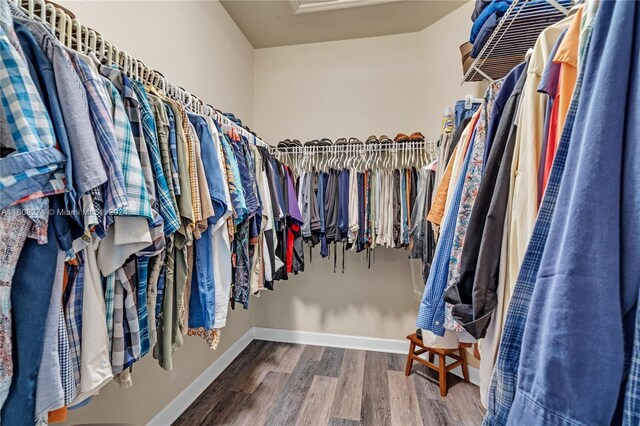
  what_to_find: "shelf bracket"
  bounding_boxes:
[472,65,493,83]
[546,0,570,15]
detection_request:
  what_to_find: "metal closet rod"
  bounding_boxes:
[269,140,438,154]
[10,0,270,148]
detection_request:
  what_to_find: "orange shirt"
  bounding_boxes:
[427,109,480,225]
[542,7,582,192]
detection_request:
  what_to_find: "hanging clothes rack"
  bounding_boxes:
[462,0,572,82]
[271,140,438,175]
[9,0,270,148]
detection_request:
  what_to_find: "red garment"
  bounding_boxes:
[541,97,560,200]
[286,224,299,273]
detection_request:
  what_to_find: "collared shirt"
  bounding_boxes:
[102,79,153,222]
[417,119,478,337]
[188,114,228,224]
[165,100,194,233]
[189,122,213,238]
[14,16,107,198]
[111,261,141,375]
[219,131,248,225]
[132,82,179,236]
[13,19,74,210]
[0,24,65,209]
[101,67,155,200]
[444,80,503,341]
[505,16,571,317]
[65,258,84,392]
[427,114,478,226]
[484,7,593,423]
[163,103,181,196]
[68,51,128,218]
[147,92,179,216]
[500,2,638,424]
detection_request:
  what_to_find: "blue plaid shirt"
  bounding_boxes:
[0,24,65,209]
[132,81,179,236]
[417,127,477,336]
[102,78,153,223]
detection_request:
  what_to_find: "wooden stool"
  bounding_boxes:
[404,333,469,397]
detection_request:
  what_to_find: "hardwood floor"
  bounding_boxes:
[173,340,485,426]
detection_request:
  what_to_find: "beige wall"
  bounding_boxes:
[252,2,482,341]
[61,0,255,125]
[57,1,256,424]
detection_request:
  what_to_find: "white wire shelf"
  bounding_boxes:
[463,0,571,83]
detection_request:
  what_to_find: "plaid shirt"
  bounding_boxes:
[164,103,181,196]
[68,52,128,219]
[189,122,213,238]
[148,93,180,217]
[102,78,153,223]
[484,27,589,426]
[132,81,179,236]
[0,25,65,209]
[64,257,84,392]
[626,294,640,425]
[57,304,77,404]
[104,272,115,355]
[136,257,150,358]
[110,261,141,375]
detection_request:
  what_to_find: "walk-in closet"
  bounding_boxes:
[1,0,638,425]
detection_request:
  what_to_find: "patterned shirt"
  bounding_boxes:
[68,52,128,219]
[0,24,65,209]
[64,256,84,390]
[110,261,141,375]
[163,103,181,196]
[147,92,179,216]
[101,78,153,222]
[131,81,180,236]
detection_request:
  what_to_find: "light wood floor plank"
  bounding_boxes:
[387,371,423,426]
[295,376,339,426]
[330,349,366,421]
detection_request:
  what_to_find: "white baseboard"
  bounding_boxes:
[147,327,254,425]
[253,327,480,385]
[149,326,480,424]
[253,326,409,354]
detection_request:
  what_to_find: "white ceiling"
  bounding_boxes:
[220,0,468,48]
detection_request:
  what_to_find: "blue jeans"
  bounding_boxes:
[454,100,482,129]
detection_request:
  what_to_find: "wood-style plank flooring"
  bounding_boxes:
[173,340,485,426]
